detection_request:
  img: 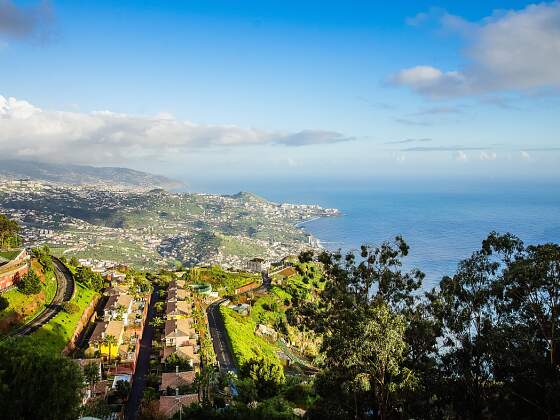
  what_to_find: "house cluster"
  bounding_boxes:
[159,279,201,417]
[86,280,150,377]
[0,249,30,290]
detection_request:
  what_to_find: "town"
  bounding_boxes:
[0,179,339,271]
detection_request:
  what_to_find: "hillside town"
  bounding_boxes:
[0,180,339,271]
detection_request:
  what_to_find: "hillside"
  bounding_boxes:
[0,160,183,191]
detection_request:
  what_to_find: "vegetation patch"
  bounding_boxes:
[219,306,282,370]
[187,265,260,296]
[25,283,97,353]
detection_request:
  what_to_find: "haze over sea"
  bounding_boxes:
[186,176,560,289]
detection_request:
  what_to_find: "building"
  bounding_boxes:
[88,320,125,358]
[159,394,199,418]
[163,319,197,348]
[103,293,134,325]
[165,300,193,319]
[0,249,30,290]
[246,257,270,273]
[160,370,196,395]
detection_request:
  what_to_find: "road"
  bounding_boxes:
[125,286,158,420]
[4,257,75,338]
[206,272,271,373]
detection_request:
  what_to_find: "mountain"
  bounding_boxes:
[0,160,184,190]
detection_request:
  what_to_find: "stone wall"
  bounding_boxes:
[63,294,100,355]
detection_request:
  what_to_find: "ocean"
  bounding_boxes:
[185,176,560,289]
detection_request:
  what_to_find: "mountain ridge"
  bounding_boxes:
[0,160,184,190]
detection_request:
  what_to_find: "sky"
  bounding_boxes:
[1,0,559,187]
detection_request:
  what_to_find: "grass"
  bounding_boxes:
[0,250,21,261]
[220,306,282,370]
[219,235,267,258]
[0,261,58,334]
[188,266,260,296]
[25,283,98,354]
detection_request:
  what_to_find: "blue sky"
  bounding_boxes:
[1,0,559,186]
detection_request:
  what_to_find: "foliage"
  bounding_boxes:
[25,283,97,353]
[61,301,80,314]
[163,353,193,372]
[32,245,54,273]
[240,357,286,399]
[17,269,42,295]
[0,339,84,420]
[0,296,8,311]
[75,265,104,291]
[295,238,423,419]
[187,266,260,295]
[0,214,21,248]
[220,306,282,371]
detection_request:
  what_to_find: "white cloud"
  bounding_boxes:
[520,150,532,161]
[0,95,353,165]
[479,151,497,161]
[453,150,468,161]
[395,2,560,97]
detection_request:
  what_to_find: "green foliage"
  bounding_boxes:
[61,301,80,314]
[75,265,104,291]
[0,296,8,311]
[0,214,21,248]
[220,306,282,372]
[163,353,193,372]
[0,339,84,420]
[187,266,260,296]
[25,283,97,354]
[32,245,54,273]
[17,269,42,295]
[240,357,285,399]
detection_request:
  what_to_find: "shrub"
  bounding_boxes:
[0,296,9,311]
[17,270,41,295]
[61,301,80,314]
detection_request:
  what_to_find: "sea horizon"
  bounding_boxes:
[180,175,560,288]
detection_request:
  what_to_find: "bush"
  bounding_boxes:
[17,270,41,295]
[61,301,80,314]
[0,296,9,311]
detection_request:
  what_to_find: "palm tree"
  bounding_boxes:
[103,334,117,365]
[149,316,164,328]
[83,362,100,399]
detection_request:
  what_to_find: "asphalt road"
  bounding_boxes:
[206,272,271,373]
[125,286,158,420]
[207,299,237,373]
[6,257,74,338]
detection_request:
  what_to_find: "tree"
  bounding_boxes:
[116,379,131,399]
[17,269,42,295]
[83,362,100,398]
[75,266,104,291]
[32,245,54,273]
[0,339,84,419]
[104,334,118,365]
[297,238,423,419]
[0,214,20,248]
[240,358,285,400]
[149,316,165,328]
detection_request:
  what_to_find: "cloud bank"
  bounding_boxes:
[393,2,560,97]
[0,95,353,164]
[0,0,52,40]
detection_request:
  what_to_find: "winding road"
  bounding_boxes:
[3,257,75,338]
[206,272,271,373]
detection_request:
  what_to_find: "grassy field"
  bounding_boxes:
[188,265,260,296]
[218,235,267,258]
[24,283,98,354]
[220,305,282,370]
